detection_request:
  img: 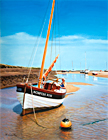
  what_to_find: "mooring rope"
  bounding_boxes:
[30,84,59,129]
[30,85,39,125]
[30,85,47,128]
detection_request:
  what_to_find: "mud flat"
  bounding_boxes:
[1,79,107,140]
[1,64,107,140]
[0,64,94,93]
[0,64,56,89]
[0,64,91,93]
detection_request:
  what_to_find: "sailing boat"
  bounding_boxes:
[16,0,66,115]
[84,52,89,74]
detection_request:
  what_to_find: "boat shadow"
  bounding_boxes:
[13,104,22,115]
[13,103,64,115]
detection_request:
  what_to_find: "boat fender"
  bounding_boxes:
[60,118,72,129]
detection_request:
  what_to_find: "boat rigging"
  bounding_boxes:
[16,0,66,116]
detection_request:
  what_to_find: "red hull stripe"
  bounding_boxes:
[16,84,66,99]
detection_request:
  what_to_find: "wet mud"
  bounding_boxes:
[1,84,108,140]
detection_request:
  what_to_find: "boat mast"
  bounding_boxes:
[85,51,86,70]
[38,0,55,88]
[72,61,73,70]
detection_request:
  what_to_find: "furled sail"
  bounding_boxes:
[43,54,59,80]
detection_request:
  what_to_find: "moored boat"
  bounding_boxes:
[92,71,98,75]
[84,69,90,74]
[17,82,66,115]
[80,70,85,73]
[16,0,67,115]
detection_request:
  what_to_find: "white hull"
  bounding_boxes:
[17,92,65,109]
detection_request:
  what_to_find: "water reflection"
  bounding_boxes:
[60,73,108,87]
[60,129,73,140]
[93,76,98,81]
[84,74,89,80]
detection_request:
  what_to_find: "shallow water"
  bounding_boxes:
[0,74,108,140]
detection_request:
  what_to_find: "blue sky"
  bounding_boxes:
[1,0,108,70]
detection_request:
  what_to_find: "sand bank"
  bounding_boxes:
[66,82,92,93]
[88,72,108,78]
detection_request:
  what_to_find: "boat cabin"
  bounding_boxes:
[44,82,61,91]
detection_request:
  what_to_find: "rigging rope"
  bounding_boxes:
[49,1,58,77]
[27,1,63,129]
[26,20,45,83]
[50,8,55,64]
[54,5,56,58]
[52,0,60,76]
[57,0,61,71]
[25,0,51,83]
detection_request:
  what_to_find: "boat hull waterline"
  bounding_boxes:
[16,83,66,114]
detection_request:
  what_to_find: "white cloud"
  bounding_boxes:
[1,32,108,70]
[1,32,46,46]
[56,35,108,44]
[1,32,108,46]
[83,38,108,44]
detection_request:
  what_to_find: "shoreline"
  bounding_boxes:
[1,64,107,91]
[0,71,93,93]
[57,71,108,78]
